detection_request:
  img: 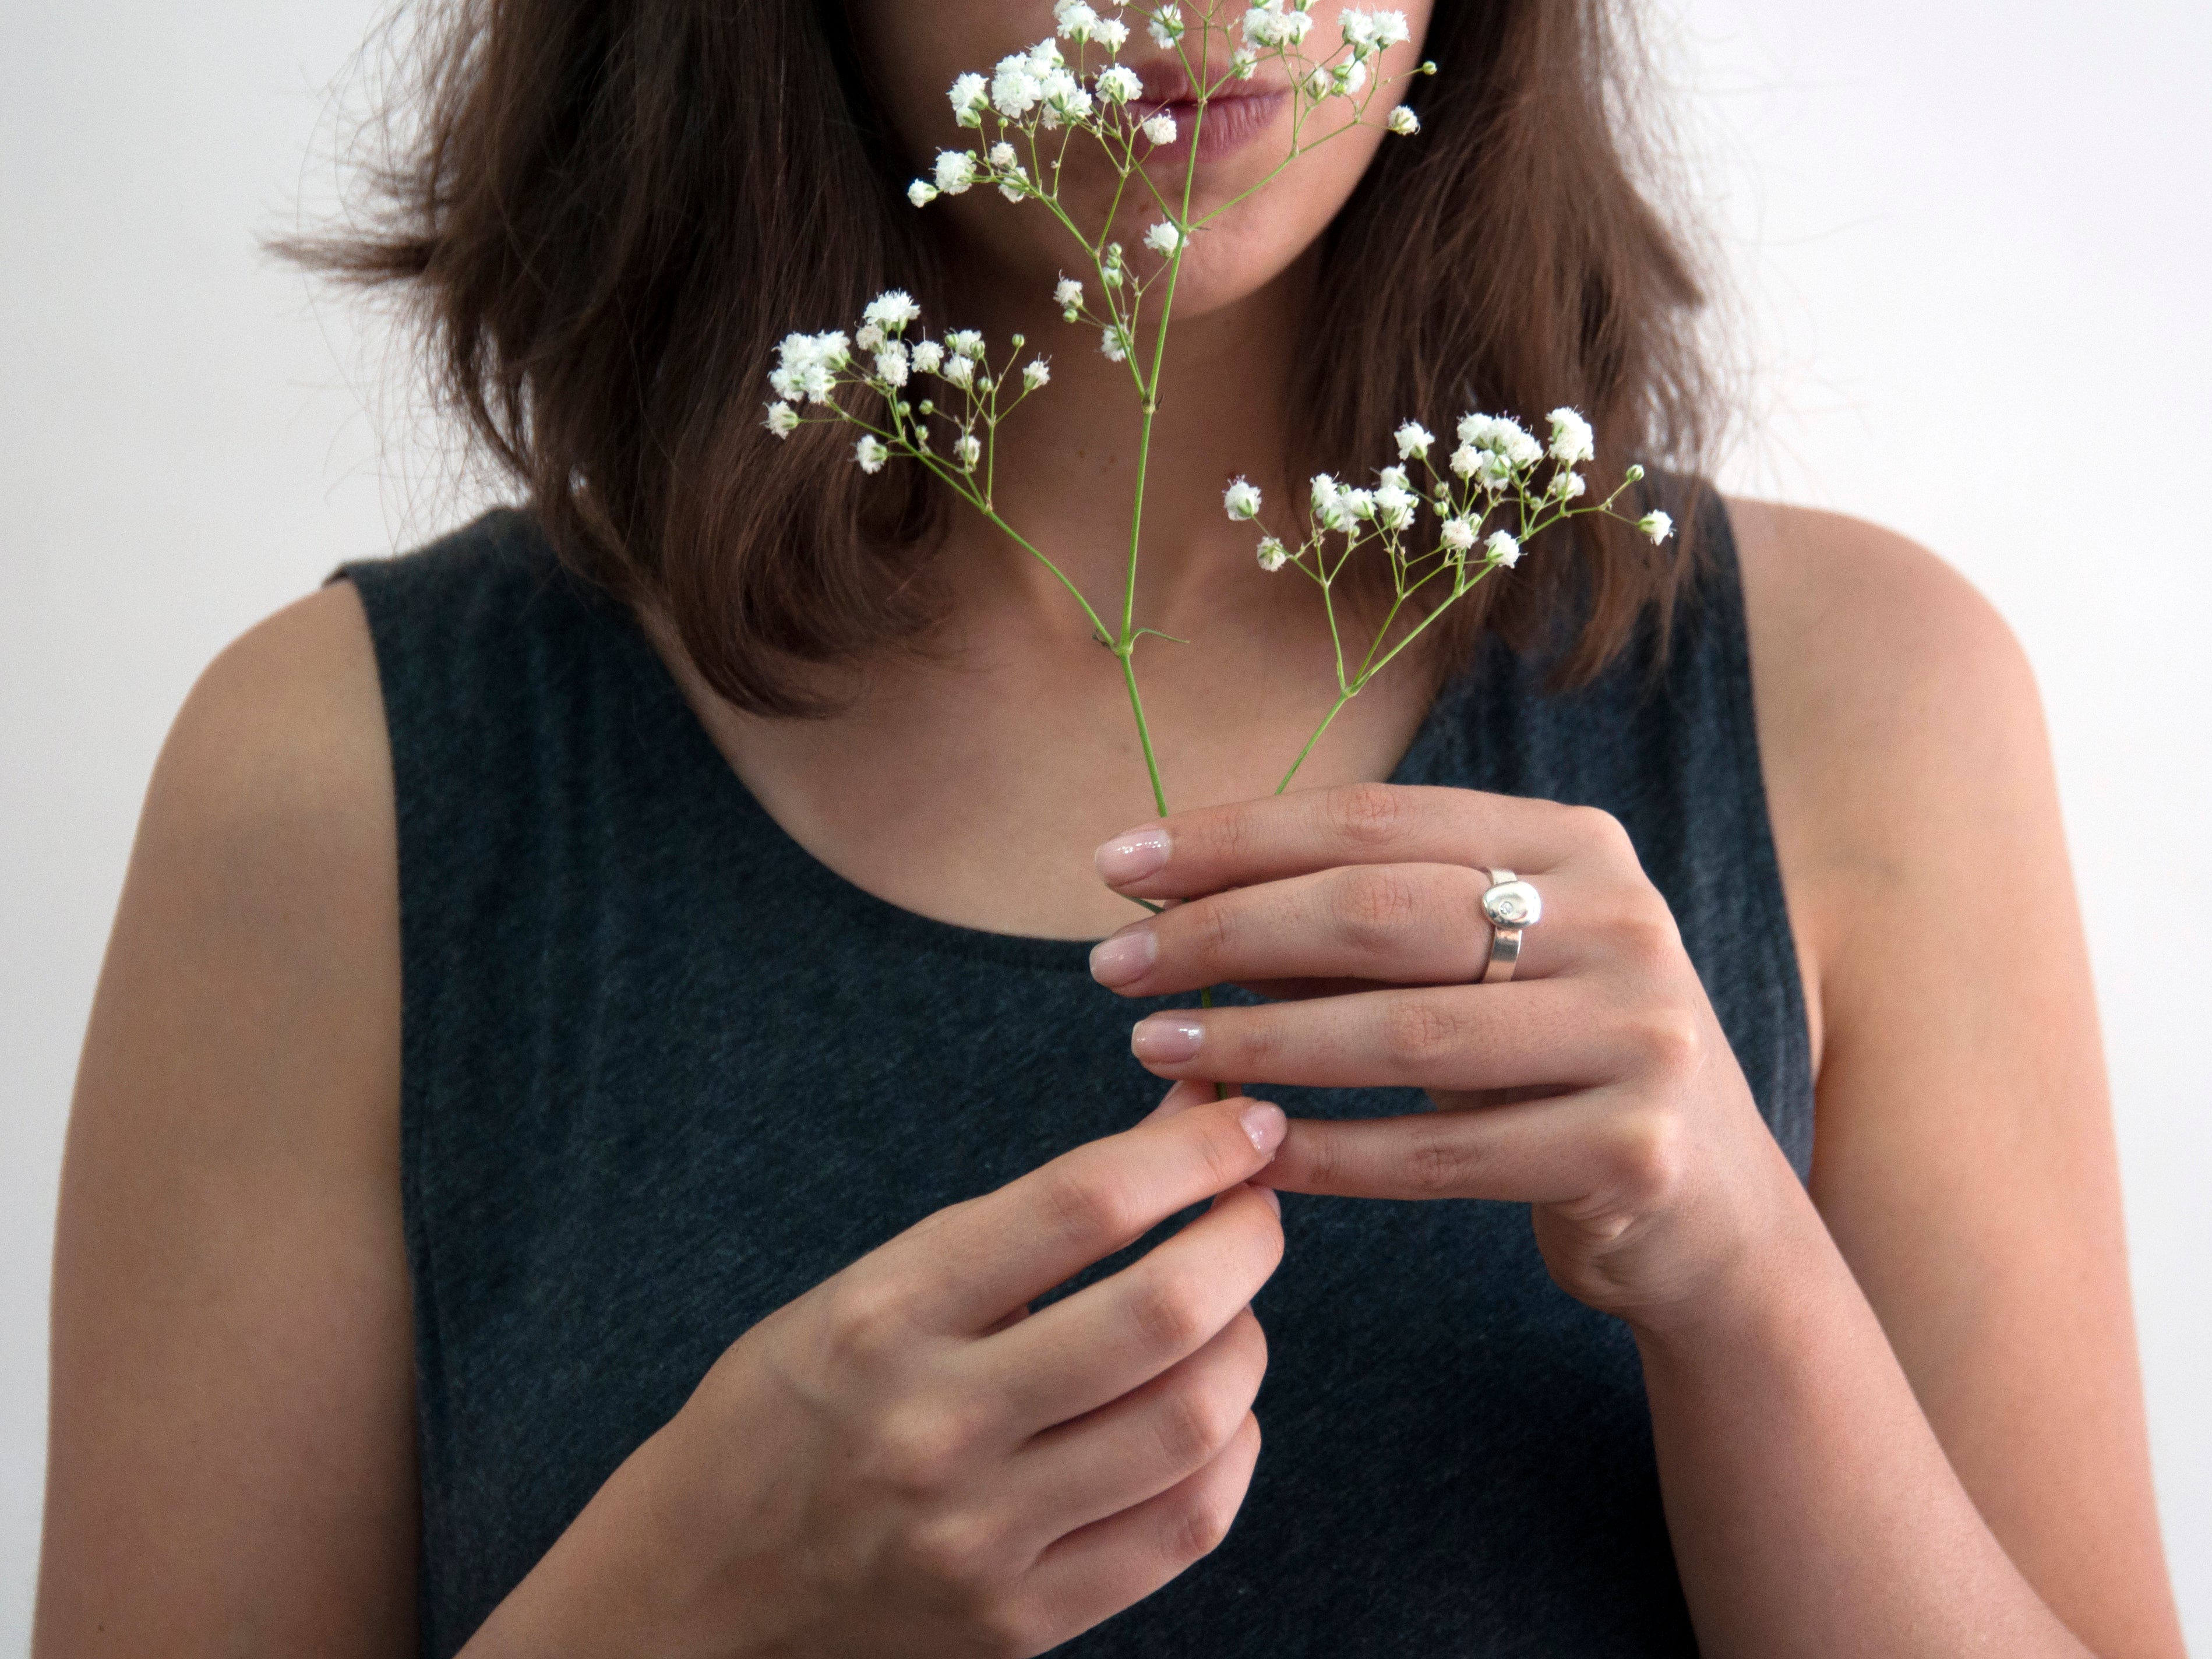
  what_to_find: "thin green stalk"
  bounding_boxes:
[1278,688,1354,794]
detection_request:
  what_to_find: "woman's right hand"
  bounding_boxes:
[464,1085,1289,1659]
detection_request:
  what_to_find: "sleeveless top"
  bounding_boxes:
[338,504,1813,1658]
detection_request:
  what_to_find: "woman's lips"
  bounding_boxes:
[1138,89,1292,164]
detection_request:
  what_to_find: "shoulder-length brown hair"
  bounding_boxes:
[300,1,1717,713]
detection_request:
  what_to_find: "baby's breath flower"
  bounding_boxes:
[911,340,945,375]
[1460,412,1543,469]
[874,346,909,387]
[934,150,979,195]
[1387,105,1420,136]
[855,435,889,474]
[1054,276,1085,312]
[769,330,849,404]
[764,401,799,439]
[991,53,1044,118]
[855,323,885,352]
[1042,69,1095,126]
[1374,483,1415,531]
[1546,407,1596,465]
[1141,111,1177,145]
[1100,325,1128,362]
[1148,5,1185,47]
[1394,421,1433,460]
[1028,35,1066,72]
[1486,530,1522,567]
[956,433,983,470]
[948,73,990,128]
[1092,15,1130,50]
[944,356,976,388]
[1244,5,1312,47]
[989,142,1018,168]
[1341,9,1381,51]
[1230,48,1260,78]
[1055,0,1100,42]
[1440,516,1477,553]
[907,179,939,207]
[1549,469,1587,500]
[1096,63,1142,103]
[947,330,985,356]
[1023,359,1052,390]
[1310,472,1343,515]
[864,291,920,331]
[1331,58,1368,96]
[1448,443,1479,479]
[1144,220,1185,255]
[1223,477,1262,521]
[1378,465,1409,491]
[1256,535,1290,573]
[1639,510,1674,545]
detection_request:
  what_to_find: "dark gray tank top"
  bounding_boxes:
[340,504,1812,1657]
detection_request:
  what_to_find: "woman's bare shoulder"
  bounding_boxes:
[1726,500,2185,1651]
[1725,498,2048,1050]
[37,580,417,1655]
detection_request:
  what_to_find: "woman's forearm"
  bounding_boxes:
[1634,1188,2090,1659]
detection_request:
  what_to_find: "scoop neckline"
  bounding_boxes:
[599,575,1472,974]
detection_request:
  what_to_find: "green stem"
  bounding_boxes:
[1278,688,1354,795]
[1117,645,1171,820]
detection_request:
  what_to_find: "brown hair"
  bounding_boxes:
[298,1,1717,712]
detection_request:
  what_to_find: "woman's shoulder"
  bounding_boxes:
[42,574,418,1639]
[1724,496,2050,1064]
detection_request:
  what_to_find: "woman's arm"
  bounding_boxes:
[34,583,419,1654]
[1723,500,2183,1657]
[1085,505,2185,1657]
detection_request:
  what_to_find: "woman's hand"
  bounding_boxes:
[1086,782,1814,1332]
[463,1090,1286,1659]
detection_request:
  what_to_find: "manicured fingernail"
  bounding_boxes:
[1088,927,1158,987]
[1095,827,1172,885]
[1238,1102,1287,1155]
[1131,1015,1204,1064]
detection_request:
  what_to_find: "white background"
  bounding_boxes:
[2,1,2206,1648]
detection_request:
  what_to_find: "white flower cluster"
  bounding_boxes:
[910,6,1142,211]
[1227,404,1671,584]
[762,290,1062,496]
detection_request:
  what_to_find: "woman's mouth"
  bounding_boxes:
[1133,74,1291,165]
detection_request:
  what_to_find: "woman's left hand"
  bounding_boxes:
[1088,782,1817,1335]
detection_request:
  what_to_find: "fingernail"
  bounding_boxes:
[1095,827,1172,885]
[1131,1016,1204,1064]
[1238,1101,1287,1155]
[1088,927,1158,988]
[1257,1184,1282,1217]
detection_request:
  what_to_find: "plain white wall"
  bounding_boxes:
[2,2,2205,1649]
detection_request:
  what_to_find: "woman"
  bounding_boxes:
[34,1,2186,1654]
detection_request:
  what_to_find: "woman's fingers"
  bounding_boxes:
[1123,980,1624,1093]
[1255,1090,1643,1206]
[973,1183,1283,1431]
[1015,1412,1262,1642]
[999,1307,1267,1545]
[1089,861,1600,995]
[1092,782,1617,902]
[886,1095,1286,1334]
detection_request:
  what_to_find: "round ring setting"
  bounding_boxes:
[1478,869,1542,984]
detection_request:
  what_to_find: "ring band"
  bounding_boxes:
[1478,869,1543,984]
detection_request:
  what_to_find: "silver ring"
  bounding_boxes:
[1477,869,1542,984]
